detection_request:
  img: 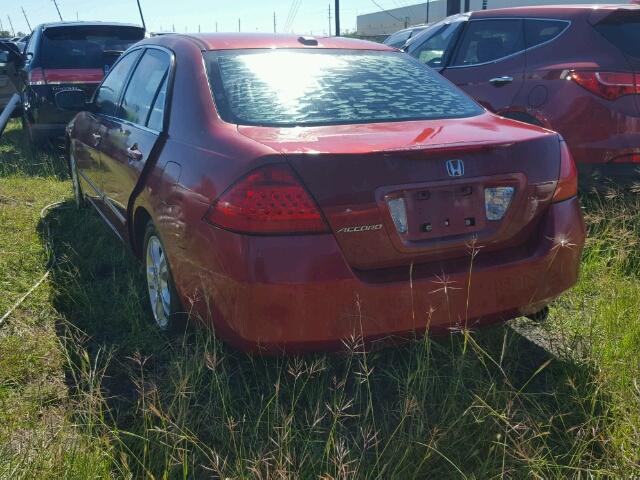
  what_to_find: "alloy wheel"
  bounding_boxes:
[146,235,172,329]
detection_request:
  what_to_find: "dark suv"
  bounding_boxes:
[406,5,640,185]
[20,22,145,145]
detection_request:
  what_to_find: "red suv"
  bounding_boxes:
[406,5,640,186]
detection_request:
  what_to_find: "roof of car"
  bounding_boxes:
[38,21,145,30]
[471,3,640,18]
[159,33,394,51]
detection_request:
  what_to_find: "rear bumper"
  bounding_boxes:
[181,197,585,352]
[578,162,640,189]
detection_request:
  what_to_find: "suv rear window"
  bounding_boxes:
[594,15,640,60]
[41,26,145,69]
[205,49,482,127]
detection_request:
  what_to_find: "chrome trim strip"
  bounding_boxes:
[103,196,127,224]
[445,18,571,70]
[77,168,100,194]
[86,195,123,241]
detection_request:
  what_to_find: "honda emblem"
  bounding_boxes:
[445,159,465,177]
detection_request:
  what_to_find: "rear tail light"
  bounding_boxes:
[204,164,328,235]
[27,68,104,86]
[43,68,104,85]
[28,68,46,85]
[552,140,578,202]
[484,187,514,220]
[568,70,640,100]
[611,153,640,164]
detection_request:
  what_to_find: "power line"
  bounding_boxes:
[51,0,63,21]
[136,0,147,30]
[283,0,298,32]
[368,0,403,22]
[284,0,303,32]
[21,7,32,31]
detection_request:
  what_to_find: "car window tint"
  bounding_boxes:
[40,26,145,69]
[383,30,412,48]
[119,49,170,127]
[452,19,524,66]
[409,21,464,68]
[94,50,141,117]
[525,19,567,48]
[205,49,482,127]
[147,74,168,131]
[594,15,640,60]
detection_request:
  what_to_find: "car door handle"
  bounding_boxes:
[489,76,514,87]
[91,132,101,146]
[126,144,143,161]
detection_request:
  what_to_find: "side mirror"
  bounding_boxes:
[55,90,89,111]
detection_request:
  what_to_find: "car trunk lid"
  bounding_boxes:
[239,114,561,270]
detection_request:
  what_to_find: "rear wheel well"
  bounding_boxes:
[133,207,152,258]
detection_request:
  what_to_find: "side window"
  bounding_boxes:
[452,19,524,66]
[147,74,168,131]
[410,21,465,68]
[525,19,568,49]
[94,50,141,117]
[119,49,170,127]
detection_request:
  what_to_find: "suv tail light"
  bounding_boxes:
[568,71,640,100]
[43,68,104,85]
[204,164,329,234]
[27,68,104,86]
[28,68,46,85]
[552,140,578,203]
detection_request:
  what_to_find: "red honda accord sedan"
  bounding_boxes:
[60,33,585,352]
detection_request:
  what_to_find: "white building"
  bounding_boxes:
[357,0,603,36]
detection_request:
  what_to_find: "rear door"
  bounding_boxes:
[98,47,171,234]
[74,49,143,206]
[442,18,526,114]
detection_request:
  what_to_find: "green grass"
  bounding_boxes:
[1,118,639,478]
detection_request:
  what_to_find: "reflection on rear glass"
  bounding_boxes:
[207,49,482,126]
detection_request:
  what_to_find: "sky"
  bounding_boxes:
[3,0,417,36]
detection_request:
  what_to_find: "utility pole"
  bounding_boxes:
[136,0,147,30]
[238,18,241,32]
[7,15,15,36]
[334,0,340,36]
[273,12,276,33]
[328,3,332,36]
[21,7,32,32]
[51,0,63,21]
[172,24,175,32]
[426,0,430,23]
[198,24,201,32]
[215,22,218,32]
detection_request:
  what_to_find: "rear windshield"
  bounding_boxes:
[594,16,640,60]
[204,49,482,127]
[41,26,145,69]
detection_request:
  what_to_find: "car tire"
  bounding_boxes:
[143,222,185,332]
[68,150,85,209]
[21,113,49,150]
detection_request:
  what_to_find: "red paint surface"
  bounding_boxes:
[69,34,585,351]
